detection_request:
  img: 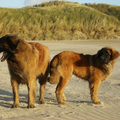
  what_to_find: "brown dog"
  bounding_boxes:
[0,34,50,108]
[48,47,119,104]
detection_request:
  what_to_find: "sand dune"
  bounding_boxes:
[0,39,120,120]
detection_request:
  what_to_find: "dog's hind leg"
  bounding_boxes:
[55,76,71,104]
[39,63,49,104]
[11,79,20,108]
[38,76,47,104]
[55,66,73,104]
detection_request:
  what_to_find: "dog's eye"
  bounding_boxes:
[105,52,109,55]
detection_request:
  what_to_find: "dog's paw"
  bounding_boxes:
[94,100,102,104]
[27,104,35,108]
[92,101,104,107]
[39,100,46,104]
[11,104,20,108]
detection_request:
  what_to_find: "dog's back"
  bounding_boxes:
[48,51,91,84]
[29,42,50,77]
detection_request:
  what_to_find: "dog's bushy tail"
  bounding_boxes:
[48,56,61,84]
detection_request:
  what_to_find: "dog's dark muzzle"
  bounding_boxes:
[99,56,109,64]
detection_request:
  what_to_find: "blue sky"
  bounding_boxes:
[0,0,120,8]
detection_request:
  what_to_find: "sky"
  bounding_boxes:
[0,0,120,8]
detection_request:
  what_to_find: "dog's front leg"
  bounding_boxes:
[27,78,36,108]
[89,80,102,104]
[11,79,20,108]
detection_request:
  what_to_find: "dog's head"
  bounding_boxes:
[97,47,120,64]
[0,34,19,62]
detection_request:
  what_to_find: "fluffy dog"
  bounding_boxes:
[48,47,119,104]
[0,34,50,108]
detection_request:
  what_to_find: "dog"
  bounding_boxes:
[48,47,119,104]
[0,34,50,108]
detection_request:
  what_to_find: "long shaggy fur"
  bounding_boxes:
[0,34,50,108]
[48,47,119,104]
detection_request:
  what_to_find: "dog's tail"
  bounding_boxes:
[48,55,61,84]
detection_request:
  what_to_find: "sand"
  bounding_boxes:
[0,39,120,120]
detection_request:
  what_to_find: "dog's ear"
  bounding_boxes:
[111,48,120,60]
[6,35,19,50]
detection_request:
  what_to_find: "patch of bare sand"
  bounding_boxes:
[0,39,120,120]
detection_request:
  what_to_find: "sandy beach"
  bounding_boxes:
[0,39,120,120]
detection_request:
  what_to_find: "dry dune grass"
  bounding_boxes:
[0,1,120,40]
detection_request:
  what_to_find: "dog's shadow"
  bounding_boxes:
[42,98,93,106]
[0,90,95,108]
[0,89,55,108]
[67,99,93,104]
[0,89,13,96]
[0,89,27,108]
